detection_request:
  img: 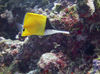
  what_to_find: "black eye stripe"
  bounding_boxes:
[23,28,25,31]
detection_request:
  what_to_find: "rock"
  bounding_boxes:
[0,37,23,67]
[86,0,95,15]
[94,0,100,9]
[52,3,62,12]
[78,0,95,18]
[27,69,40,74]
[38,53,58,69]
[38,52,67,70]
[0,37,5,41]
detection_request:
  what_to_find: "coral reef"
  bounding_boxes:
[0,0,100,74]
[0,37,23,73]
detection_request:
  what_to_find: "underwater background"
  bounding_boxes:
[0,0,100,74]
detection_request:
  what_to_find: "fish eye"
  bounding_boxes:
[23,28,25,31]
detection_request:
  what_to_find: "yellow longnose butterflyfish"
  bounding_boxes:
[21,12,70,36]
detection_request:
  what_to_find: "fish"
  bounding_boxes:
[21,12,70,36]
[16,23,23,32]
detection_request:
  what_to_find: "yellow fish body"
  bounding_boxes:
[22,13,47,36]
